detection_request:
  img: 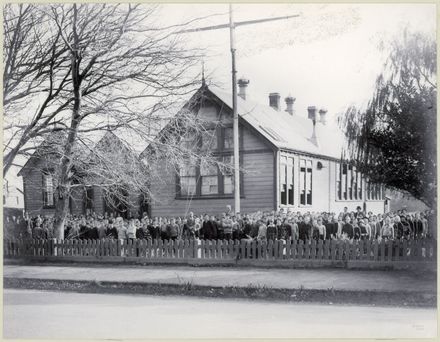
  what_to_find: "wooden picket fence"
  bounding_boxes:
[3,238,437,266]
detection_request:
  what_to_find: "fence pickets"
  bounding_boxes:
[3,238,436,263]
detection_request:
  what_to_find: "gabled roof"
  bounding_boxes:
[18,130,143,176]
[208,86,345,160]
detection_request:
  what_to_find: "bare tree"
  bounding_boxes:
[5,3,226,239]
[3,3,221,177]
[3,4,71,176]
[4,3,241,239]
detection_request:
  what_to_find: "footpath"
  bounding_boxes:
[3,261,437,307]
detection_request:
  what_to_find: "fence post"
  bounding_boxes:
[50,239,56,257]
[297,240,303,259]
[116,239,121,257]
[336,241,342,260]
[394,240,400,262]
[145,239,151,258]
[365,239,371,260]
[199,240,205,259]
[387,240,392,262]
[289,239,296,259]
[322,240,328,260]
[228,239,234,258]
[317,240,323,260]
[353,240,359,260]
[304,240,311,259]
[309,239,315,260]
[380,240,385,262]
[285,239,291,259]
[215,240,221,259]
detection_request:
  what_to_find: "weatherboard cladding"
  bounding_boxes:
[149,116,275,216]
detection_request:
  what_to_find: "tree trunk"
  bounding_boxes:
[53,187,70,240]
[53,4,82,240]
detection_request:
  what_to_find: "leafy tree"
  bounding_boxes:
[340,29,436,208]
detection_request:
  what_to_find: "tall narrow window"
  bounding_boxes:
[347,165,353,200]
[222,155,234,194]
[85,187,94,212]
[353,166,358,200]
[179,162,197,196]
[280,156,287,205]
[288,157,294,205]
[201,161,218,195]
[42,173,55,207]
[336,163,341,200]
[306,160,313,205]
[300,159,306,205]
[359,177,363,200]
[366,179,371,200]
[342,164,347,200]
[223,127,234,149]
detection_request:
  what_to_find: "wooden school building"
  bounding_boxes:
[148,80,386,217]
[18,79,386,218]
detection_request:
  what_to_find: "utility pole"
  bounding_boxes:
[177,6,299,214]
[229,4,240,214]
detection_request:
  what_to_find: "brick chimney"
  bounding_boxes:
[319,108,327,124]
[269,93,281,111]
[237,78,249,100]
[307,106,318,146]
[285,95,296,115]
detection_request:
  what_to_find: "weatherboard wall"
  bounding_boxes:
[149,121,275,217]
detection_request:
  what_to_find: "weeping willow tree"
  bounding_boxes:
[340,28,436,208]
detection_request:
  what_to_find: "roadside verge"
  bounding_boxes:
[4,276,436,308]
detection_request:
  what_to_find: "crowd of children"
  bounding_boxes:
[5,205,435,242]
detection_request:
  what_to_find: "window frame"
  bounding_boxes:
[200,160,219,195]
[42,170,55,209]
[84,186,94,213]
[176,124,244,199]
[336,162,364,202]
[299,158,312,206]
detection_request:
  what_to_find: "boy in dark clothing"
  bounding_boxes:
[136,225,146,239]
[341,216,354,239]
[106,221,118,239]
[167,218,179,241]
[209,216,218,240]
[242,217,252,237]
[266,219,277,241]
[249,220,259,239]
[201,215,211,240]
[88,224,99,240]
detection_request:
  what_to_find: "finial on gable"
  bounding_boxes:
[201,60,206,86]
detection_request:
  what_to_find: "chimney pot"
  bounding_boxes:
[285,95,296,115]
[237,78,249,100]
[307,106,317,122]
[319,108,328,124]
[269,92,281,111]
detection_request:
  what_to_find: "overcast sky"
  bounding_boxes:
[4,3,436,185]
[161,3,436,121]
